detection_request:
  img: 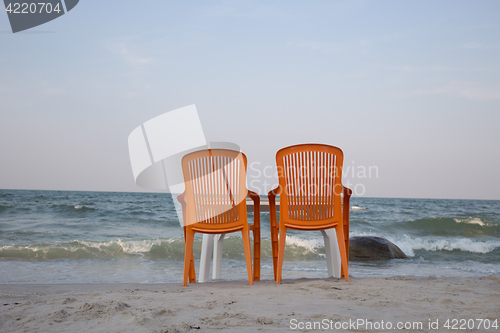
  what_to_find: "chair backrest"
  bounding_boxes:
[276,144,344,226]
[181,149,248,226]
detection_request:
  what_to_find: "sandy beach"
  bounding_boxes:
[1,275,499,332]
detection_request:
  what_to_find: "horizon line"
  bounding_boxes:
[0,188,498,202]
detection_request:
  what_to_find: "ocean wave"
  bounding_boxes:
[351,206,367,210]
[50,204,97,213]
[282,235,325,259]
[1,234,499,261]
[349,231,500,257]
[454,217,486,226]
[0,239,185,260]
[390,217,499,237]
[395,235,500,256]
[0,236,328,261]
[126,209,157,216]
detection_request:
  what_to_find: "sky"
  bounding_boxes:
[1,0,499,200]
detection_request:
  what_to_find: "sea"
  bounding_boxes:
[0,189,499,284]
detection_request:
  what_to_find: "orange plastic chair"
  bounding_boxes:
[177,149,260,286]
[268,144,352,284]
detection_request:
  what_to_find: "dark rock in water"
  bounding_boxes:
[349,236,407,261]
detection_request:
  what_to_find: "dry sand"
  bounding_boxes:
[1,276,499,332]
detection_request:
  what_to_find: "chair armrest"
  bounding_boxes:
[267,186,282,199]
[177,192,187,227]
[247,190,261,228]
[267,186,281,280]
[342,186,352,262]
[342,186,352,199]
[247,190,261,280]
[267,186,281,227]
[177,192,186,204]
[342,185,352,226]
[247,190,260,205]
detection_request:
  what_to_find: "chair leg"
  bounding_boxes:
[184,227,196,283]
[199,234,214,283]
[241,227,253,285]
[183,229,195,286]
[320,230,333,278]
[253,226,260,282]
[271,224,279,281]
[321,229,342,278]
[213,234,225,280]
[276,226,287,284]
[335,225,349,282]
[189,251,196,283]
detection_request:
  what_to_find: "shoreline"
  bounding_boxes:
[2,276,499,332]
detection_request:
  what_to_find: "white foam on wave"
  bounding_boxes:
[78,238,180,254]
[285,235,323,252]
[351,206,367,210]
[0,238,184,257]
[454,217,486,226]
[64,236,328,258]
[349,231,380,238]
[74,205,83,209]
[348,231,500,257]
[402,235,500,254]
[390,235,500,257]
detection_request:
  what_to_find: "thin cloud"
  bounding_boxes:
[106,38,153,68]
[408,81,500,100]
[197,2,289,20]
[359,33,402,49]
[382,65,459,72]
[287,41,339,53]
[462,42,486,49]
[104,38,154,100]
[289,32,402,54]
[43,86,65,94]
[0,84,20,94]
[358,39,373,47]
[381,33,402,42]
